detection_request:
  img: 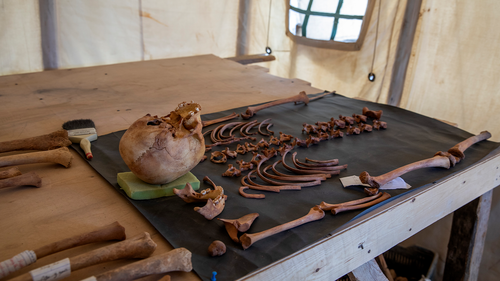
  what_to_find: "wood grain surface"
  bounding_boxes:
[0,55,320,281]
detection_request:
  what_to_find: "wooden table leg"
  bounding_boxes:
[443,189,493,281]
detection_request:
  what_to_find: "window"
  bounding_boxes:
[286,0,375,50]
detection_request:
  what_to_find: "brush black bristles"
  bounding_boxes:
[62,119,96,130]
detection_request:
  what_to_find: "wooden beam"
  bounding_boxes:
[443,189,493,281]
[348,259,389,281]
[387,0,423,106]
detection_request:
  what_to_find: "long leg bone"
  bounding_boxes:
[0,167,22,179]
[0,130,72,153]
[218,213,260,242]
[0,172,42,189]
[241,91,310,119]
[0,147,73,168]
[10,232,157,281]
[87,248,192,281]
[240,206,325,250]
[0,222,126,279]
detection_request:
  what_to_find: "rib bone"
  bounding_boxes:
[320,192,384,211]
[241,92,310,119]
[331,192,391,214]
[240,206,325,249]
[0,130,72,153]
[90,248,192,281]
[0,147,73,168]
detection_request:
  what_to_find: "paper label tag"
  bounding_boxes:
[81,276,97,281]
[30,258,71,281]
[340,175,411,190]
[67,128,96,136]
[0,250,37,278]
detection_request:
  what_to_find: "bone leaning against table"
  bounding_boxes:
[0,54,498,281]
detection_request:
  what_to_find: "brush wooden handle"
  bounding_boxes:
[80,139,93,160]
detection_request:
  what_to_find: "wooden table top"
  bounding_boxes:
[0,55,321,281]
[1,54,499,281]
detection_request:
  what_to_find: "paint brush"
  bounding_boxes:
[62,119,97,160]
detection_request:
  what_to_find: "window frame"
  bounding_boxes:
[285,0,376,51]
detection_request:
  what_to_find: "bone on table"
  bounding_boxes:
[202,112,239,127]
[359,131,492,192]
[87,247,192,281]
[10,232,157,281]
[218,213,260,242]
[0,167,22,179]
[0,222,126,279]
[0,172,42,189]
[241,91,310,119]
[239,206,325,250]
[0,147,73,168]
[0,130,72,153]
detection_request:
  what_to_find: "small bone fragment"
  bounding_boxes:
[208,241,226,256]
[236,143,247,154]
[222,164,241,177]
[261,147,277,158]
[362,107,383,120]
[173,182,223,203]
[320,192,384,211]
[266,123,275,135]
[210,151,227,164]
[308,136,321,145]
[328,128,344,138]
[11,233,157,281]
[317,132,330,141]
[221,147,237,158]
[245,142,259,152]
[250,152,265,166]
[332,118,346,129]
[194,195,226,220]
[294,137,312,148]
[331,192,391,214]
[257,138,270,148]
[352,114,368,123]
[241,91,310,119]
[0,167,22,179]
[0,147,73,168]
[90,248,192,281]
[315,122,330,132]
[219,213,260,242]
[358,123,373,132]
[279,132,293,142]
[199,155,207,163]
[239,186,265,199]
[240,206,325,250]
[0,130,72,153]
[339,115,355,125]
[236,160,254,171]
[202,112,239,127]
[302,123,318,134]
[360,155,451,190]
[447,131,491,159]
[269,135,281,146]
[0,172,42,189]
[277,143,295,156]
[346,125,361,135]
[373,120,387,130]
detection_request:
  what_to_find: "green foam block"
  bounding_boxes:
[117,172,200,200]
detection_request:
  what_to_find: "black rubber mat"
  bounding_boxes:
[71,93,499,280]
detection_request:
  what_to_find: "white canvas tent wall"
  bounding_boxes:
[1,0,499,280]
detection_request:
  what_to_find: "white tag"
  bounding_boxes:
[67,128,96,136]
[0,250,37,278]
[81,276,97,281]
[340,175,411,190]
[30,258,71,281]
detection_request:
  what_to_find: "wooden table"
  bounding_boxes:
[0,55,498,281]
